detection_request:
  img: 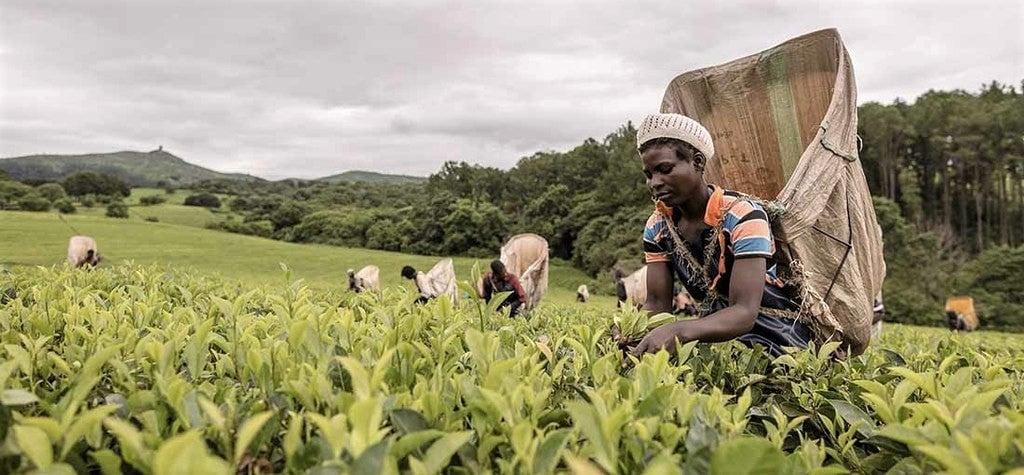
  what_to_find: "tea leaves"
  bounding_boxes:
[0,264,1021,473]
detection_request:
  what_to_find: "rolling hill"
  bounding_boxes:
[317,170,426,184]
[1,149,428,187]
[0,149,262,187]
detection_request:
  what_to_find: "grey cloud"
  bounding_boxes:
[2,0,1021,179]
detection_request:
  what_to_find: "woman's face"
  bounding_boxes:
[641,143,703,208]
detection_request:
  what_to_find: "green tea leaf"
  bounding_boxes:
[642,452,683,475]
[637,385,675,418]
[336,357,371,399]
[350,440,391,475]
[154,430,231,475]
[31,462,77,474]
[102,417,149,471]
[567,401,614,472]
[532,429,571,474]
[61,405,120,459]
[390,408,429,435]
[234,410,275,466]
[89,449,123,475]
[826,399,876,437]
[421,431,472,474]
[914,443,972,473]
[14,424,53,469]
[283,413,303,460]
[562,453,604,475]
[390,430,444,460]
[709,437,784,475]
[1,388,39,406]
[81,344,122,380]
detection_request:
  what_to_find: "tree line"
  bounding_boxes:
[859,81,1024,253]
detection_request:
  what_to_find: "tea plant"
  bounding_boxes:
[0,264,1021,474]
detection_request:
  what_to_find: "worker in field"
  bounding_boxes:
[348,265,380,293]
[614,269,628,308]
[481,260,527,317]
[401,258,458,303]
[871,293,885,339]
[947,311,969,331]
[576,284,590,303]
[67,236,102,268]
[628,113,811,358]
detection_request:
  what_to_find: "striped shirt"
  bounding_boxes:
[642,185,808,355]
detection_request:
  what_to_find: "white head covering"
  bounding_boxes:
[637,113,715,159]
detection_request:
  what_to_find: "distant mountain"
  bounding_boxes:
[0,149,263,187]
[317,170,426,184]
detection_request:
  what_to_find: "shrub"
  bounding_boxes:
[106,202,129,218]
[55,199,76,214]
[62,172,130,197]
[0,180,32,210]
[17,194,51,212]
[288,209,403,247]
[35,183,67,202]
[139,195,167,206]
[144,216,160,223]
[184,193,221,209]
[269,201,309,231]
[208,220,274,238]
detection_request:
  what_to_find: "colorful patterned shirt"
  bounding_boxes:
[642,185,809,355]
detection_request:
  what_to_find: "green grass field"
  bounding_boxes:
[0,210,610,306]
[67,188,237,228]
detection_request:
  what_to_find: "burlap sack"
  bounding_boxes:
[425,258,458,302]
[355,265,380,292]
[660,28,885,355]
[622,265,648,309]
[500,233,550,310]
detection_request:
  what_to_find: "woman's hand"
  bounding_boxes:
[629,321,689,357]
[629,258,769,360]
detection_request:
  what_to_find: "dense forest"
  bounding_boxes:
[859,82,1024,252]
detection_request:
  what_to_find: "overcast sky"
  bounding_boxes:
[1,1,1021,179]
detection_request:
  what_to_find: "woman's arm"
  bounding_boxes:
[643,262,674,314]
[632,257,766,355]
[508,274,528,303]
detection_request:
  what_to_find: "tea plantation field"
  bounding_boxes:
[0,211,609,306]
[1,212,1023,473]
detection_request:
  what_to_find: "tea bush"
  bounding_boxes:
[0,265,1021,474]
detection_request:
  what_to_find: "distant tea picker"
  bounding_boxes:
[348,265,380,293]
[627,29,885,358]
[67,236,101,268]
[576,284,590,303]
[401,258,458,303]
[478,233,550,316]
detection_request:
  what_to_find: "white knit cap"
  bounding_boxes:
[637,113,715,159]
